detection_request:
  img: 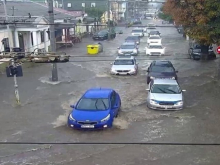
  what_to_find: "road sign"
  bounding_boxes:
[217,46,220,54]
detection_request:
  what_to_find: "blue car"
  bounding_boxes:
[67,88,121,129]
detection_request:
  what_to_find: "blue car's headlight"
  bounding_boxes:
[175,101,183,106]
[101,114,110,122]
[69,114,76,121]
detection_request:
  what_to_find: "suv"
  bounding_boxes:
[146,60,178,84]
[110,56,138,75]
[131,28,144,37]
[93,30,116,40]
[118,42,139,56]
[188,41,216,60]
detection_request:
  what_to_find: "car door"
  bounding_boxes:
[111,91,118,117]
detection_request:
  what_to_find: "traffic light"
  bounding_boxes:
[6,65,23,77]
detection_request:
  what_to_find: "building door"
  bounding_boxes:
[18,33,25,51]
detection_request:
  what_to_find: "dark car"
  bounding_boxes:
[188,41,216,60]
[147,60,178,84]
[148,30,161,37]
[125,36,140,45]
[93,30,116,40]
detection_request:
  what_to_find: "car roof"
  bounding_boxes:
[152,60,172,66]
[116,56,135,60]
[153,79,178,85]
[83,88,113,99]
[122,42,136,45]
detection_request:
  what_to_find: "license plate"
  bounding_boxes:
[81,125,94,128]
[162,106,173,109]
[125,54,131,55]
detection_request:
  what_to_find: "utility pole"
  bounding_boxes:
[107,0,111,40]
[48,0,58,82]
[3,0,20,104]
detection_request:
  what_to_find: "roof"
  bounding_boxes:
[83,88,112,99]
[1,1,77,21]
[153,79,178,85]
[116,56,134,60]
[152,60,172,66]
[122,42,136,45]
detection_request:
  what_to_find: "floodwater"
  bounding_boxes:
[1,10,220,165]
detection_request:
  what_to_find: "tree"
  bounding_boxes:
[163,0,220,59]
[85,7,105,20]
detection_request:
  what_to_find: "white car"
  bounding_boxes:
[147,36,162,44]
[146,44,165,56]
[110,56,138,75]
[146,79,186,110]
[131,29,144,37]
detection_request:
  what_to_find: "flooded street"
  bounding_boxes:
[1,17,220,165]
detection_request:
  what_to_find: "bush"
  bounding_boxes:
[158,12,173,22]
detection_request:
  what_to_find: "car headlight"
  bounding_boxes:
[118,50,122,53]
[150,99,158,105]
[130,68,136,72]
[175,101,183,106]
[111,68,116,72]
[69,114,76,121]
[150,76,155,79]
[133,49,137,53]
[171,77,175,79]
[101,114,110,122]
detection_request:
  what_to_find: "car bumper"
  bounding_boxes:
[147,102,183,110]
[118,52,138,56]
[111,70,137,75]
[146,52,164,55]
[67,119,112,130]
[93,37,105,40]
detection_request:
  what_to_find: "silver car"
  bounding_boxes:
[146,79,186,110]
[110,56,138,75]
[118,42,139,56]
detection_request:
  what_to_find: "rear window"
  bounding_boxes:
[151,66,175,72]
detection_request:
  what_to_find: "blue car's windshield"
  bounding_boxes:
[76,98,109,110]
[151,66,174,72]
[151,84,181,94]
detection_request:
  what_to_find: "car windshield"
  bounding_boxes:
[114,60,134,65]
[150,36,160,39]
[121,45,135,49]
[126,36,138,40]
[98,31,107,35]
[150,31,159,34]
[149,45,163,49]
[76,98,109,110]
[151,84,181,94]
[132,30,143,33]
[151,66,175,72]
[148,27,156,30]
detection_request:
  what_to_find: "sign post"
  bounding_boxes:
[217,46,220,79]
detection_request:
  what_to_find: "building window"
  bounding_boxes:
[91,3,95,7]
[40,31,45,43]
[82,3,85,7]
[31,32,33,46]
[67,3,71,7]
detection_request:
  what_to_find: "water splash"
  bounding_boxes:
[113,117,129,129]
[52,94,81,128]
[39,77,61,85]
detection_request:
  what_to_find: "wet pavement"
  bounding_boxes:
[1,12,220,165]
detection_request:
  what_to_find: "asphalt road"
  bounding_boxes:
[1,12,220,165]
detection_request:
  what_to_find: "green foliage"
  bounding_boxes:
[158,12,173,22]
[85,7,105,20]
[163,0,220,45]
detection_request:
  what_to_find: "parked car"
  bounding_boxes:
[188,41,216,60]
[131,28,144,37]
[93,30,116,40]
[146,60,178,84]
[147,36,162,44]
[146,79,186,110]
[110,56,138,75]
[68,88,121,129]
[148,30,161,37]
[145,44,165,56]
[125,36,140,45]
[118,42,139,56]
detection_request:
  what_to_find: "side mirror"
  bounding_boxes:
[70,105,75,108]
[182,90,186,92]
[146,89,150,91]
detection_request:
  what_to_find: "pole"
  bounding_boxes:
[126,1,128,21]
[48,0,58,82]
[107,0,111,40]
[11,59,20,104]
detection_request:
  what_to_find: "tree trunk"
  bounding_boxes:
[200,45,209,61]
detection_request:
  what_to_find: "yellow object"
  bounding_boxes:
[87,45,99,55]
